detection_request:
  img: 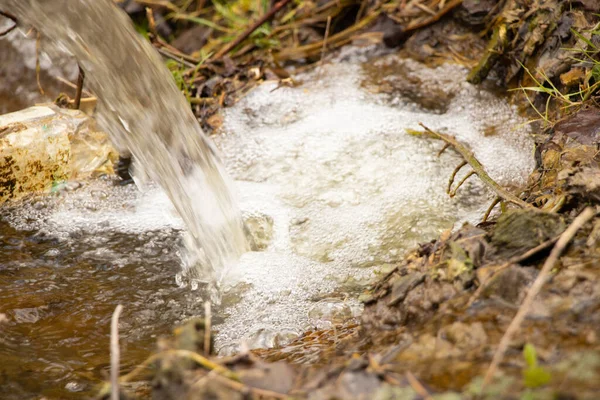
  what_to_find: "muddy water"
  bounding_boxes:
[1,49,534,398]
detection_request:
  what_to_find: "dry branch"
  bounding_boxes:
[419,123,532,209]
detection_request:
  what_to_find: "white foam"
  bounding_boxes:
[211,53,533,347]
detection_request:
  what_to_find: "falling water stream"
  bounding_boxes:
[2,0,248,290]
[0,2,535,398]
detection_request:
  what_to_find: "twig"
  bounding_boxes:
[210,373,289,399]
[35,31,45,95]
[119,349,239,384]
[154,35,200,64]
[319,16,332,72]
[212,0,293,60]
[405,0,463,31]
[146,7,157,35]
[406,371,433,400]
[449,170,475,197]
[204,301,211,354]
[54,76,93,96]
[111,304,124,400]
[419,123,531,209]
[275,12,379,61]
[447,160,467,194]
[482,207,596,388]
[156,47,197,68]
[74,66,85,110]
[482,196,502,223]
[437,142,450,156]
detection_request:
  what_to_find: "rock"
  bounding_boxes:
[475,265,535,304]
[387,272,426,306]
[490,209,566,258]
[243,212,274,251]
[308,298,354,327]
[238,361,296,394]
[454,0,497,26]
[440,321,488,350]
[0,105,117,203]
[362,55,456,113]
[244,327,300,350]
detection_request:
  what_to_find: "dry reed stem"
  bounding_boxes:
[406,371,433,400]
[111,304,124,400]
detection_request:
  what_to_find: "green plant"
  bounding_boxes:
[522,343,551,389]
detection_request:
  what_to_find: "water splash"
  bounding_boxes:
[4,0,247,295]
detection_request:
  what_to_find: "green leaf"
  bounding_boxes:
[520,392,534,400]
[523,343,537,368]
[571,28,597,50]
[523,366,551,388]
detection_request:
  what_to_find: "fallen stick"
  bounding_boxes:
[74,66,85,110]
[482,207,596,388]
[419,123,532,209]
[118,349,240,384]
[111,304,124,400]
[212,0,292,60]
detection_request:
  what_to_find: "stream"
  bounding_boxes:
[0,5,534,399]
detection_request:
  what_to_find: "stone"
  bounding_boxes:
[0,105,117,203]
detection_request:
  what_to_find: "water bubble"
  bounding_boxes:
[175,272,185,288]
[64,381,85,392]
